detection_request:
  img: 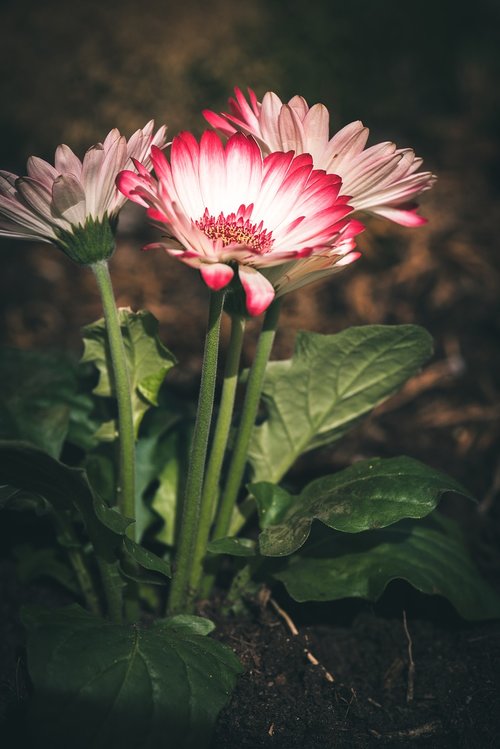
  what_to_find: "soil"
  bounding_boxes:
[209,590,500,749]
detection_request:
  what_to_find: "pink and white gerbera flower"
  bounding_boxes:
[0,121,167,264]
[117,130,363,316]
[204,88,436,227]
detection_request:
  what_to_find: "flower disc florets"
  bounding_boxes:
[196,208,274,254]
[117,130,363,316]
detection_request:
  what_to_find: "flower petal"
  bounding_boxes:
[238,266,276,316]
[52,174,87,225]
[54,145,83,178]
[26,156,59,188]
[199,262,234,290]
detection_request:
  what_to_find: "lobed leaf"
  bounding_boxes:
[81,309,176,438]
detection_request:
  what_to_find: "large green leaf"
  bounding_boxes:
[22,605,242,749]
[251,456,473,556]
[0,347,79,457]
[0,441,130,561]
[248,325,433,482]
[81,309,176,437]
[271,517,500,620]
[0,441,171,585]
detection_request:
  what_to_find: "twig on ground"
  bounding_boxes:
[403,610,415,703]
[267,595,335,683]
[369,720,442,740]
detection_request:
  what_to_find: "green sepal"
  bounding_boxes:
[54,216,116,265]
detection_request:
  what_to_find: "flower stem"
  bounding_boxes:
[91,260,136,540]
[97,559,124,623]
[188,314,246,602]
[211,299,281,541]
[167,290,225,615]
[54,513,101,616]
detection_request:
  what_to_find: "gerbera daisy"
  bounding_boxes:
[0,121,167,264]
[117,130,363,316]
[204,87,436,227]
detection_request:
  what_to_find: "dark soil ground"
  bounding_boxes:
[1,1,500,746]
[210,592,500,749]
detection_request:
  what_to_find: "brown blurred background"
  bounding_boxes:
[0,0,499,507]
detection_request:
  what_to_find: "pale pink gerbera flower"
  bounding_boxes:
[117,130,363,316]
[204,88,436,227]
[0,121,167,264]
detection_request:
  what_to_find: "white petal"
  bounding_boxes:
[55,144,83,179]
[26,156,59,188]
[52,174,87,225]
[81,146,105,216]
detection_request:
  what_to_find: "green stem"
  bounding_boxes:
[55,513,101,616]
[97,558,124,623]
[212,299,281,541]
[188,314,246,601]
[167,290,225,615]
[91,260,136,540]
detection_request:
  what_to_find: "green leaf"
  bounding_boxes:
[251,456,473,556]
[81,309,176,437]
[0,441,130,561]
[22,605,243,749]
[272,517,500,620]
[0,347,79,458]
[151,447,181,545]
[248,325,433,482]
[248,483,295,528]
[149,410,193,546]
[13,544,79,594]
[207,537,257,557]
[0,484,49,514]
[66,389,103,452]
[122,537,171,582]
[135,407,186,543]
[165,614,216,636]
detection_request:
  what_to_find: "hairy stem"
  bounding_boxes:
[167,290,225,615]
[91,260,136,540]
[188,314,246,601]
[212,299,281,541]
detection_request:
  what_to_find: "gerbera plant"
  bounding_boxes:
[0,91,498,749]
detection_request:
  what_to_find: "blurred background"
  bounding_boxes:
[0,0,499,509]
